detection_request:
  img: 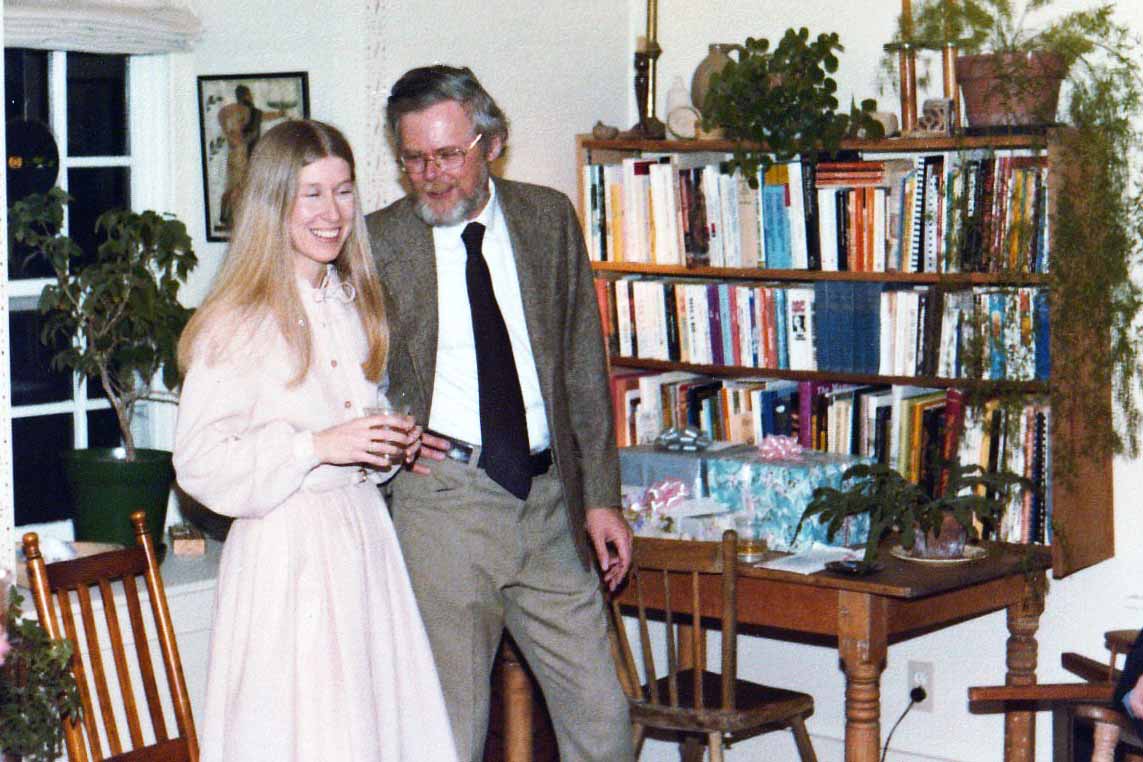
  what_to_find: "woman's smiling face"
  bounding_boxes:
[288,155,355,285]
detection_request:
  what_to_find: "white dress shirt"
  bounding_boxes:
[427,180,551,452]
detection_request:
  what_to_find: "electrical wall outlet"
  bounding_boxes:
[907,660,934,712]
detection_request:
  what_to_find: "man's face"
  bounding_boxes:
[397,100,500,226]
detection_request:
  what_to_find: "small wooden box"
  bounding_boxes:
[169,523,205,557]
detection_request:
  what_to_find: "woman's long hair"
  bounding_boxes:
[179,119,387,384]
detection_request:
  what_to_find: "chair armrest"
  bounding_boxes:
[968,682,1114,709]
[1105,630,1139,654]
[1063,652,1120,683]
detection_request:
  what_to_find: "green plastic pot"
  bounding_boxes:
[61,448,173,549]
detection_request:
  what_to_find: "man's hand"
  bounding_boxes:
[1128,674,1143,718]
[406,429,449,476]
[586,507,633,591]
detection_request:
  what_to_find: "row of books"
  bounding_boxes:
[596,276,1050,381]
[582,151,1050,275]
[610,370,1052,544]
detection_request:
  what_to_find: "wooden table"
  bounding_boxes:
[613,540,1051,762]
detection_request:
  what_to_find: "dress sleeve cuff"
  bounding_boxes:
[292,430,321,470]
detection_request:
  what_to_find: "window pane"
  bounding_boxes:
[7,237,55,279]
[87,407,121,449]
[67,53,128,156]
[6,48,57,279]
[13,413,73,525]
[67,167,130,263]
[5,48,49,123]
[9,303,72,405]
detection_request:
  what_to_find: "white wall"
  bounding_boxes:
[174,0,631,304]
[164,1,1143,760]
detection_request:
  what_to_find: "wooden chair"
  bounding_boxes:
[968,628,1142,762]
[23,511,199,762]
[609,531,817,762]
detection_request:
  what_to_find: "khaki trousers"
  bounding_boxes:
[391,455,634,762]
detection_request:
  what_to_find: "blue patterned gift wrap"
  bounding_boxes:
[705,450,871,552]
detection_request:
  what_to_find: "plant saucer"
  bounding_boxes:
[890,544,989,565]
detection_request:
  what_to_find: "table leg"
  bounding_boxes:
[499,640,535,762]
[838,591,888,762]
[1005,573,1046,762]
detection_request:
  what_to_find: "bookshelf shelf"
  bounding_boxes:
[578,135,1111,578]
[579,132,1049,155]
[590,261,1048,286]
[608,356,1050,393]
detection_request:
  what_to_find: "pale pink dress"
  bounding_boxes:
[174,273,458,762]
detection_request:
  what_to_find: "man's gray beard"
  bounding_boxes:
[414,194,478,226]
[412,168,491,227]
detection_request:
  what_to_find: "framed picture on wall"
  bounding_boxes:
[197,71,310,241]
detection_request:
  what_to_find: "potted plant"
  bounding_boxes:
[8,188,197,548]
[793,457,1028,569]
[701,27,884,184]
[886,0,1133,129]
[0,587,82,762]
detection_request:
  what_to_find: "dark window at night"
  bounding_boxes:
[6,49,134,527]
[12,413,73,525]
[5,48,48,123]
[67,53,128,156]
[8,303,72,406]
[66,167,130,264]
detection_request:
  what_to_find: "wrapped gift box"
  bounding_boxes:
[705,449,870,552]
[621,444,869,551]
[619,445,746,499]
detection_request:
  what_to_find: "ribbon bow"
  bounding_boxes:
[312,269,357,304]
[756,435,803,460]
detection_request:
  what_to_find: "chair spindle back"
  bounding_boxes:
[23,511,198,762]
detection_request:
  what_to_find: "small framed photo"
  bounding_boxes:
[197,71,310,241]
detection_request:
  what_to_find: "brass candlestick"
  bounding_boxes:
[638,42,666,139]
[942,43,960,129]
[897,0,919,133]
[622,0,666,139]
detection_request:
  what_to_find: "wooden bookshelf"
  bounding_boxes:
[590,261,1048,286]
[578,131,1049,155]
[607,357,1049,394]
[578,136,1113,578]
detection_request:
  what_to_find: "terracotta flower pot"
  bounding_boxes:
[955,51,1068,128]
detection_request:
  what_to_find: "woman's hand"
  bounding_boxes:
[313,413,416,469]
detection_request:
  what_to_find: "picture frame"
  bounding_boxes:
[197,71,310,241]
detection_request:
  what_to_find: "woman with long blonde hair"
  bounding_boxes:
[175,119,458,762]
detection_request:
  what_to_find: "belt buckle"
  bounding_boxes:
[446,440,473,464]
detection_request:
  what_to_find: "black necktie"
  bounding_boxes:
[462,222,532,499]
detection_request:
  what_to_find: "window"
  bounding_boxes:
[6,49,135,526]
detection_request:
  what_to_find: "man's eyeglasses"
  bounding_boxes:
[399,134,483,175]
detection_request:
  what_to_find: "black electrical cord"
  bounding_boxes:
[880,686,927,762]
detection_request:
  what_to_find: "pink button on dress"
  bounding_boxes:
[174,274,458,762]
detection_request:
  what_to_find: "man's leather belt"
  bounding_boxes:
[426,430,552,476]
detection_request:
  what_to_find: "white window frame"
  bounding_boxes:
[2,50,173,554]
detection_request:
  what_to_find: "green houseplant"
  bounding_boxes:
[701,27,884,184]
[8,188,197,547]
[1,587,82,762]
[886,0,1134,128]
[793,458,1028,568]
